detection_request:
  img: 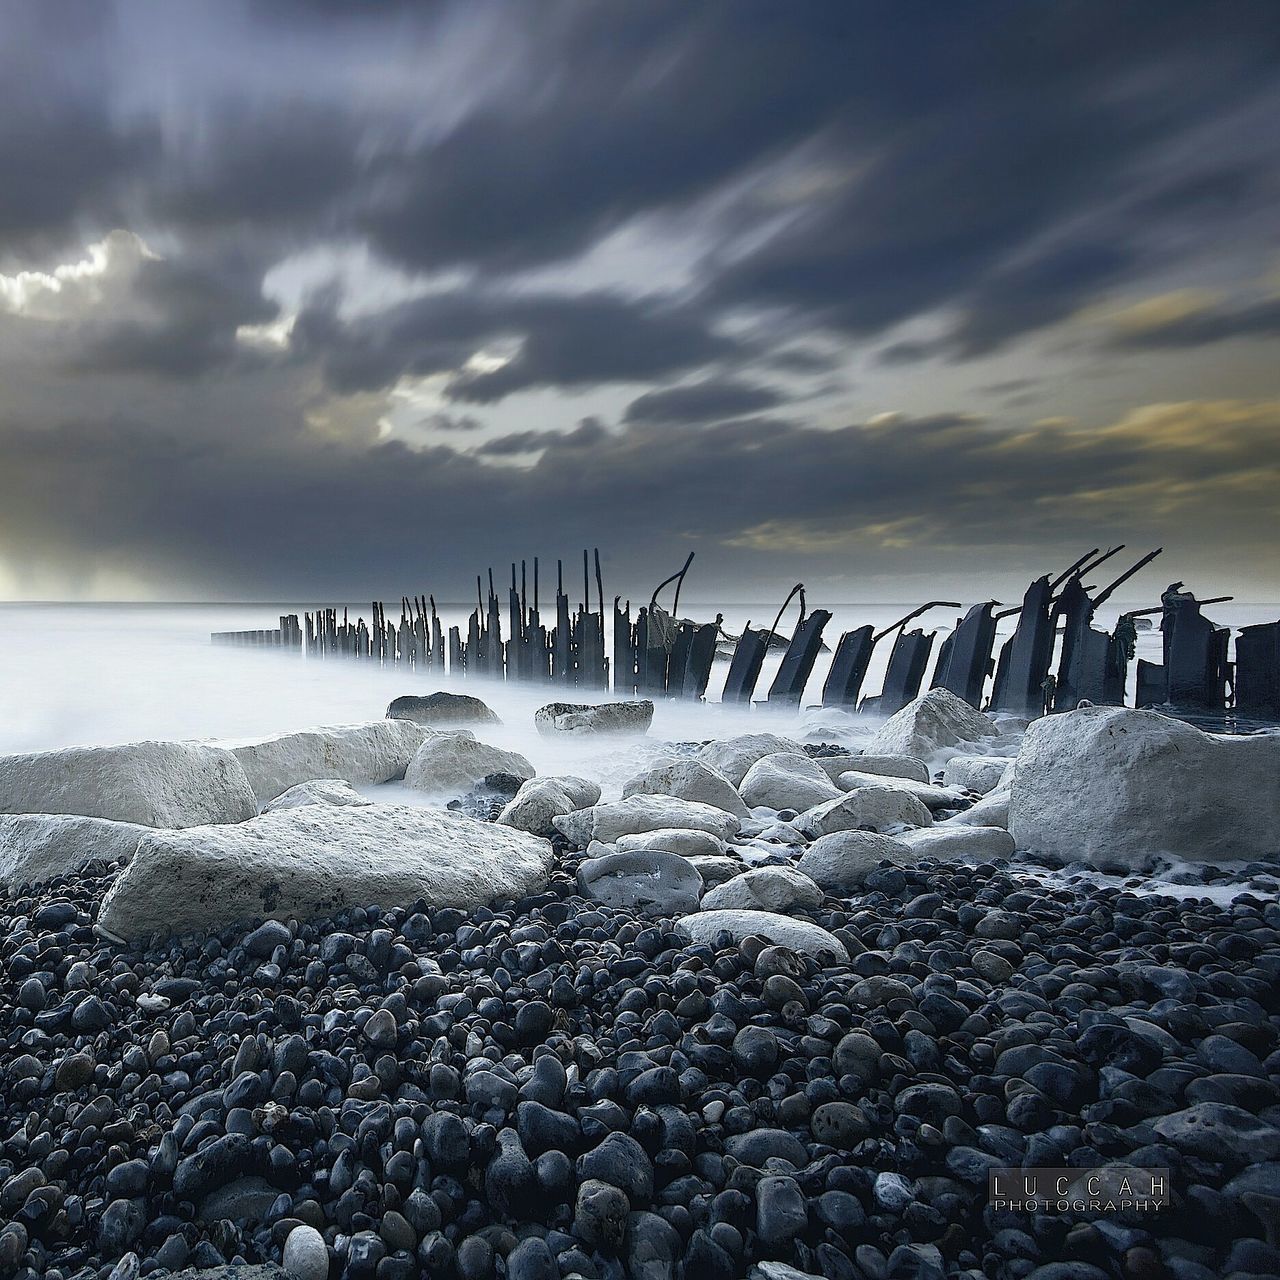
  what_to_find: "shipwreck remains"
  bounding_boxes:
[211,545,1277,725]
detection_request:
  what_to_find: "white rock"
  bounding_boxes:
[685,854,747,886]
[262,779,371,812]
[738,753,841,812]
[498,775,599,838]
[553,796,740,848]
[796,830,912,893]
[404,735,535,795]
[0,814,150,889]
[229,721,430,807]
[701,866,823,913]
[811,754,929,784]
[675,909,849,962]
[577,847,703,916]
[622,759,749,818]
[1010,705,1280,870]
[283,1224,328,1280]
[795,787,933,838]
[942,754,1013,795]
[534,700,654,736]
[945,788,1011,829]
[895,825,1016,861]
[615,828,727,858]
[696,734,805,787]
[0,740,257,828]
[835,770,962,810]
[97,803,553,943]
[550,776,603,808]
[863,688,998,758]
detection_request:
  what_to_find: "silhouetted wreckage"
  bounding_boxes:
[211,544,1279,724]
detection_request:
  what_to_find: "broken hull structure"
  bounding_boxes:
[211,548,1279,724]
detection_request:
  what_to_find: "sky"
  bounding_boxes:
[1,0,1279,605]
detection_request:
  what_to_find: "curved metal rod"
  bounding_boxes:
[1049,549,1099,593]
[873,600,961,644]
[767,584,806,645]
[649,551,696,613]
[1075,545,1126,582]
[1092,547,1163,610]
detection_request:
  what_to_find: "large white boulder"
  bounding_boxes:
[696,734,805,787]
[943,754,1014,795]
[534,701,654,736]
[676,910,849,963]
[0,741,257,828]
[895,825,1016,861]
[262,779,371,812]
[811,754,929,784]
[700,866,823,913]
[404,735,535,795]
[96,804,553,943]
[0,814,150,889]
[498,776,600,838]
[796,830,912,893]
[795,787,933,839]
[228,721,430,807]
[1010,705,1280,870]
[622,759,749,818]
[835,770,962,810]
[738,753,841,812]
[553,796,740,848]
[863,688,998,759]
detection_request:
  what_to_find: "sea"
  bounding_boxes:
[1,600,1275,780]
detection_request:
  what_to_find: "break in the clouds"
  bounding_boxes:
[1,0,1278,601]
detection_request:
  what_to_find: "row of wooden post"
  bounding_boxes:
[211,547,1280,721]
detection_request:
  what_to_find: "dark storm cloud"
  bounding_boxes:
[623,379,783,426]
[2,0,1280,597]
[4,401,1277,599]
[295,290,742,401]
[72,249,282,378]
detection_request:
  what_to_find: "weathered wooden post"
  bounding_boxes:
[821,625,875,708]
[930,601,998,709]
[1235,620,1280,719]
[768,595,832,706]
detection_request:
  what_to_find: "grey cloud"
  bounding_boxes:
[623,379,782,426]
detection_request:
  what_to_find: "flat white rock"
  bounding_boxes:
[0,740,257,828]
[811,754,929,784]
[945,788,1011,829]
[622,759,749,818]
[534,700,654,736]
[696,734,805,787]
[262,779,371,812]
[700,866,823,913]
[405,735,535,795]
[863,688,998,758]
[615,828,727,858]
[1010,705,1280,869]
[676,909,849,962]
[795,787,933,838]
[836,770,962,810]
[97,803,553,943]
[895,824,1016,861]
[553,795,740,848]
[0,814,150,889]
[738,753,841,812]
[228,721,430,807]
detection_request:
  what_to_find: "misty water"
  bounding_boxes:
[3,600,1276,798]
